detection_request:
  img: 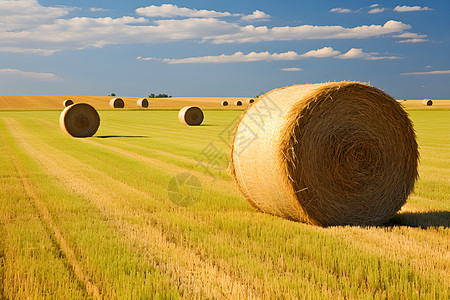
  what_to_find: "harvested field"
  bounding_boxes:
[0,95,249,110]
[0,103,448,298]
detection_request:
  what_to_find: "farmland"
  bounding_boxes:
[0,102,449,298]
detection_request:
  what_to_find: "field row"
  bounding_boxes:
[0,110,448,299]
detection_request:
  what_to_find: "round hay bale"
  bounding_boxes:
[422,99,433,106]
[63,99,74,107]
[137,98,149,108]
[230,82,419,226]
[235,100,243,106]
[110,98,124,108]
[248,98,255,104]
[178,106,204,126]
[221,100,229,106]
[60,103,100,138]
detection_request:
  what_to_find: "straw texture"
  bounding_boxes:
[60,103,100,138]
[137,98,149,108]
[63,99,74,107]
[178,106,204,126]
[110,98,124,108]
[230,82,419,226]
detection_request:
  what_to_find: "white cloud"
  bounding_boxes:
[301,47,341,58]
[0,0,74,30]
[142,47,400,64]
[401,70,450,75]
[90,8,109,12]
[398,38,428,43]
[370,4,380,8]
[337,48,400,60]
[205,20,411,44]
[369,8,385,14]
[395,32,428,43]
[0,1,413,54]
[330,8,353,13]
[394,5,433,12]
[136,4,236,18]
[241,10,270,21]
[281,67,302,72]
[0,68,61,81]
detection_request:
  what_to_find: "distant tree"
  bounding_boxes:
[149,93,155,98]
[149,93,171,98]
[109,93,116,96]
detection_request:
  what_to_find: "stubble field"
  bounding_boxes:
[0,103,448,299]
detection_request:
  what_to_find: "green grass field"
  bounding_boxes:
[0,109,448,299]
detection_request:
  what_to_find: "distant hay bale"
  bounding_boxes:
[63,99,74,107]
[178,106,204,126]
[221,101,229,106]
[422,99,433,106]
[248,99,255,104]
[230,82,419,226]
[60,103,100,138]
[137,98,149,108]
[235,100,243,106]
[110,98,124,108]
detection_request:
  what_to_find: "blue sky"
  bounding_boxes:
[0,0,449,98]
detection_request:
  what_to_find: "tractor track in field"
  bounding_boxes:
[6,118,263,299]
[0,130,101,299]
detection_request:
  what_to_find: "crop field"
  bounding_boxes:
[0,107,448,299]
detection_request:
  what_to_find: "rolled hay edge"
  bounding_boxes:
[60,103,100,138]
[229,82,419,226]
[110,97,125,108]
[137,98,149,108]
[422,99,433,106]
[178,106,204,126]
[63,99,74,107]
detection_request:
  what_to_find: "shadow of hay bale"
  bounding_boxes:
[96,135,149,139]
[389,211,450,228]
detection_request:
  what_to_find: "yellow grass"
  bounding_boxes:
[0,95,249,110]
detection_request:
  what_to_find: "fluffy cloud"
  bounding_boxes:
[401,70,450,75]
[330,8,353,13]
[136,4,236,18]
[393,5,433,12]
[205,20,411,44]
[141,47,399,64]
[368,8,385,14]
[0,68,61,81]
[0,1,413,55]
[0,0,74,30]
[394,32,428,43]
[241,10,271,21]
[281,67,302,71]
[336,48,400,60]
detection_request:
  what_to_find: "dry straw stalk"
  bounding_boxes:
[229,82,419,226]
[178,106,204,126]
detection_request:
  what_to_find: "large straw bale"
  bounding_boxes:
[422,99,433,106]
[60,103,100,138]
[137,98,149,108]
[110,98,124,108]
[63,99,74,107]
[178,106,204,126]
[229,82,419,226]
